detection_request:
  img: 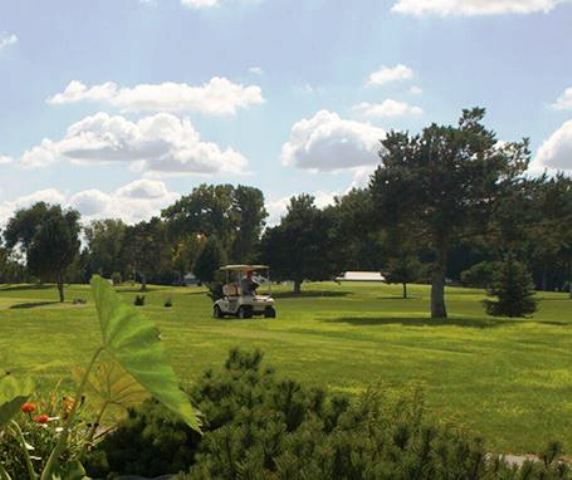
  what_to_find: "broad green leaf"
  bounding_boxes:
[73,359,148,423]
[0,375,32,432]
[90,275,200,431]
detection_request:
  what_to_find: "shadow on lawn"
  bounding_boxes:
[272,290,352,299]
[0,284,54,292]
[327,316,520,329]
[10,301,59,309]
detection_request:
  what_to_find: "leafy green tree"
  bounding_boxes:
[371,108,530,318]
[231,185,267,263]
[121,218,171,291]
[162,184,267,263]
[260,195,337,294]
[385,254,422,299]
[485,255,537,317]
[84,219,127,278]
[4,203,80,302]
[192,238,226,284]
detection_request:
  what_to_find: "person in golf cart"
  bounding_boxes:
[215,265,276,319]
[243,270,259,295]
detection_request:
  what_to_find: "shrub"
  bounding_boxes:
[88,349,570,480]
[461,261,498,288]
[485,255,538,317]
[134,295,146,306]
[111,272,122,285]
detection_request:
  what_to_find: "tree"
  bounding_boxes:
[4,203,80,302]
[162,184,267,264]
[370,108,530,318]
[259,195,337,294]
[121,218,171,291]
[84,219,127,278]
[193,238,226,284]
[485,255,537,317]
[385,254,422,299]
[231,185,267,263]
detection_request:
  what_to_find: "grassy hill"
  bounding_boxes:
[1,281,571,454]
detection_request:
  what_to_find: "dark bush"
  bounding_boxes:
[133,295,145,306]
[87,349,570,480]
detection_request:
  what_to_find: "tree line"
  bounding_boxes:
[1,108,571,318]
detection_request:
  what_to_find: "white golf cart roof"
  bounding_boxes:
[219,264,269,272]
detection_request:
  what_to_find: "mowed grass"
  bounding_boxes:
[1,281,572,454]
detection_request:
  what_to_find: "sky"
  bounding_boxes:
[1,0,572,225]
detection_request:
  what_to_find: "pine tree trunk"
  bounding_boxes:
[293,279,302,294]
[402,282,407,299]
[140,273,147,292]
[431,245,447,319]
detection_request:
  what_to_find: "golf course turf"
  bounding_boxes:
[1,281,571,454]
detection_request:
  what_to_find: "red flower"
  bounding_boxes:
[33,414,49,424]
[21,402,36,414]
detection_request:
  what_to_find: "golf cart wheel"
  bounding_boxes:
[264,307,276,318]
[237,306,252,319]
[213,305,223,319]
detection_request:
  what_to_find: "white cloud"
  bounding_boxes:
[409,86,423,95]
[181,0,219,7]
[535,120,572,170]
[353,99,423,118]
[552,86,572,110]
[248,66,264,76]
[0,180,181,226]
[265,190,339,226]
[281,110,385,172]
[19,112,248,175]
[391,0,570,16]
[0,155,13,165]
[366,64,414,87]
[180,0,264,8]
[0,33,17,50]
[47,77,265,116]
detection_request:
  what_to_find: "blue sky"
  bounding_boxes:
[1,0,572,224]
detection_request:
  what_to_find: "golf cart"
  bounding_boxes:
[213,265,276,319]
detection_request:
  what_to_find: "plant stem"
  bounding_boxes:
[9,420,37,480]
[77,401,108,460]
[40,346,104,480]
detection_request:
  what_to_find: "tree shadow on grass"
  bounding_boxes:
[326,316,520,329]
[0,284,54,292]
[10,301,59,309]
[272,290,352,299]
[377,296,420,300]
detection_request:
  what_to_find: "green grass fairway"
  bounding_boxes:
[1,281,572,454]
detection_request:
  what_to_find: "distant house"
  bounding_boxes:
[335,271,386,282]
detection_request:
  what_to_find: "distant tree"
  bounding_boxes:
[485,255,537,317]
[162,184,267,263]
[122,218,171,291]
[193,238,226,284]
[84,219,127,278]
[371,108,530,318]
[259,195,337,294]
[171,234,205,282]
[385,254,422,299]
[4,203,80,302]
[329,189,385,271]
[460,261,498,288]
[231,185,267,263]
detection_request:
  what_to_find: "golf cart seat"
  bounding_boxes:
[223,283,239,297]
